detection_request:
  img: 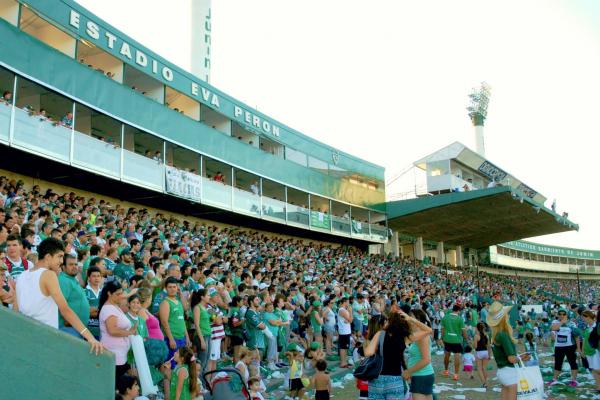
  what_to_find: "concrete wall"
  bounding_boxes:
[0,306,115,400]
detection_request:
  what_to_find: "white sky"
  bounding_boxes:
[76,0,600,250]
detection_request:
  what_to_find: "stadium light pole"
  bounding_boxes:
[467,82,492,157]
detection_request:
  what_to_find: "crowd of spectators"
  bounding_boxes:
[0,176,599,399]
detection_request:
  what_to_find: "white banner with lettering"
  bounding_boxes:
[165,166,201,202]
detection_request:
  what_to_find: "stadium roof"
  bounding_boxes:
[414,142,547,205]
[386,186,578,248]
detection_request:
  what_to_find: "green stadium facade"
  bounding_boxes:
[0,0,388,245]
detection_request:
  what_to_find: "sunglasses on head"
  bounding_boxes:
[558,312,566,315]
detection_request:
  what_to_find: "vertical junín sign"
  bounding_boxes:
[190,0,212,83]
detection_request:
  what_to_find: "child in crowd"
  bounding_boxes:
[287,344,306,399]
[171,347,199,400]
[353,342,369,399]
[312,359,331,400]
[462,345,475,379]
[248,377,266,400]
[116,374,144,400]
[305,342,325,374]
[523,331,539,367]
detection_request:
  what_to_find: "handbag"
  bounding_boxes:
[353,330,385,381]
[515,360,544,400]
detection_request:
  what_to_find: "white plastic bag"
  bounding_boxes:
[515,361,544,400]
[262,327,274,339]
[130,335,158,396]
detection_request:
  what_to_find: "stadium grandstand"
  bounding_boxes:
[1,1,599,399]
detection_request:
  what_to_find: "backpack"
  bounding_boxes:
[589,325,600,350]
[5,257,28,274]
[353,330,385,381]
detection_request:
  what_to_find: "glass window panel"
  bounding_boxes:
[20,7,76,57]
[285,147,307,167]
[0,66,15,141]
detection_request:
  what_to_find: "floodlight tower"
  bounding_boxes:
[467,82,492,157]
[190,0,212,82]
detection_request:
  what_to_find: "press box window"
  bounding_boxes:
[20,6,76,58]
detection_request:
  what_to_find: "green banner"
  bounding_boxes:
[310,211,331,229]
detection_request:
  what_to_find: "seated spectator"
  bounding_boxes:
[2,90,12,104]
[60,111,73,127]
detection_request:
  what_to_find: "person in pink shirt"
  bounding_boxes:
[99,280,138,382]
[138,287,170,397]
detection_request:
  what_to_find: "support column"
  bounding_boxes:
[437,241,445,265]
[456,245,465,267]
[384,231,400,257]
[414,237,424,261]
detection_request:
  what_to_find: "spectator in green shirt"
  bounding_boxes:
[441,304,467,380]
[245,294,266,358]
[228,296,245,364]
[113,250,135,284]
[191,288,212,371]
[85,265,103,338]
[487,302,531,400]
[58,254,90,338]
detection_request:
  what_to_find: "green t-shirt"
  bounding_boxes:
[104,257,116,272]
[151,290,166,315]
[233,276,242,288]
[492,331,517,369]
[58,273,89,328]
[441,313,465,344]
[352,301,365,321]
[113,262,134,283]
[163,297,186,339]
[84,285,101,337]
[310,310,323,330]
[245,308,264,349]
[468,309,478,327]
[126,313,149,339]
[263,311,280,337]
[81,257,92,281]
[196,304,212,336]
[583,325,599,357]
[228,307,244,338]
[407,338,435,376]
[170,365,190,400]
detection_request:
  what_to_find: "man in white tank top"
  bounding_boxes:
[14,238,103,355]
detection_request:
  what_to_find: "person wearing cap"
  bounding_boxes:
[548,308,581,387]
[487,301,530,399]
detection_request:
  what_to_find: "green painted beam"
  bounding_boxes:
[0,306,115,400]
[385,188,578,249]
